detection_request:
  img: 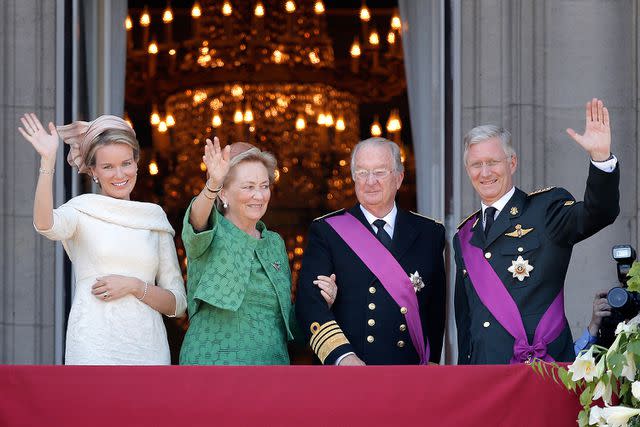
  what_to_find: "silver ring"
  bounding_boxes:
[103,291,109,299]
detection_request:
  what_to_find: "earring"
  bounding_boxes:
[92,176,99,184]
[223,202,228,209]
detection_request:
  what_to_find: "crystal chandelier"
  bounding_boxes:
[125,0,409,283]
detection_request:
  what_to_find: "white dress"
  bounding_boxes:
[37,194,187,365]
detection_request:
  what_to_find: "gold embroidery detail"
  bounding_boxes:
[505,225,534,238]
[457,209,481,229]
[510,206,519,215]
[310,320,350,364]
[564,200,575,206]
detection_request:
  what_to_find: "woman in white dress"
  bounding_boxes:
[18,113,187,365]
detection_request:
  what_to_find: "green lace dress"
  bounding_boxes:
[179,201,298,365]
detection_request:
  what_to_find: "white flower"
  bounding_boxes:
[568,346,597,382]
[615,316,640,336]
[631,381,640,400]
[600,406,640,427]
[589,406,609,427]
[409,271,425,293]
[621,351,637,382]
[593,379,613,406]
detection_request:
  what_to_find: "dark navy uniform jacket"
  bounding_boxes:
[454,163,620,364]
[296,204,446,365]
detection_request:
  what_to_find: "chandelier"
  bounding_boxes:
[125,0,410,284]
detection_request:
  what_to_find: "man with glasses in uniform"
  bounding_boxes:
[454,98,620,365]
[296,137,446,365]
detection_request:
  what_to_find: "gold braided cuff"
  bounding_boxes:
[310,320,350,364]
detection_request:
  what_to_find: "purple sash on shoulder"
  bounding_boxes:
[326,213,429,365]
[458,219,566,363]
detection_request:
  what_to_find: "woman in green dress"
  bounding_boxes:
[179,138,336,365]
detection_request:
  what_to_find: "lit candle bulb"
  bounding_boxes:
[212,113,222,127]
[295,115,306,131]
[222,1,233,16]
[149,161,159,175]
[371,116,382,137]
[335,117,346,131]
[191,2,202,36]
[314,1,325,14]
[158,121,168,133]
[166,114,176,127]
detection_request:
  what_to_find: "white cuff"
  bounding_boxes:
[335,352,356,365]
[591,155,618,173]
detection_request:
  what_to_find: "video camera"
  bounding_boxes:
[599,245,639,347]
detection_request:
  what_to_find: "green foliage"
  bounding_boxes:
[627,261,640,293]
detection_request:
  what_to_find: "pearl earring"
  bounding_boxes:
[223,202,228,209]
[92,176,99,184]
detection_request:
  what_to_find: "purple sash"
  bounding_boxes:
[326,213,429,365]
[458,219,566,363]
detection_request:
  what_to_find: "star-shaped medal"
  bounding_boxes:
[507,256,534,282]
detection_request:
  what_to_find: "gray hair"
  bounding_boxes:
[463,125,515,164]
[350,137,404,178]
[215,147,277,212]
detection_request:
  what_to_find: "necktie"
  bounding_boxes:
[484,206,497,237]
[373,219,392,250]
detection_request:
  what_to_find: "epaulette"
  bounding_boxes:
[314,208,345,221]
[410,211,443,225]
[528,186,555,196]
[457,209,480,230]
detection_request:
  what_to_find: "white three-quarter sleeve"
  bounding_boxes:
[34,204,79,241]
[156,231,187,317]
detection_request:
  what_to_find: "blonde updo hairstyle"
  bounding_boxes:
[215,142,277,213]
[85,129,141,171]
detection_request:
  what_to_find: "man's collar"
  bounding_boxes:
[481,186,516,214]
[360,203,397,227]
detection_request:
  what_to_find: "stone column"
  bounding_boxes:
[0,0,59,363]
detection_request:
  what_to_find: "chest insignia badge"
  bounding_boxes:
[409,271,425,293]
[505,224,534,238]
[508,256,534,282]
[272,261,281,271]
[510,206,519,216]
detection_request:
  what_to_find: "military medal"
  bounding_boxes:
[272,261,281,271]
[508,256,534,281]
[409,271,425,293]
[505,224,533,238]
[510,206,519,215]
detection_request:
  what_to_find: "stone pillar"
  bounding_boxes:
[0,0,59,363]
[457,0,638,340]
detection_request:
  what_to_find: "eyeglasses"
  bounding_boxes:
[354,169,393,181]
[466,156,511,171]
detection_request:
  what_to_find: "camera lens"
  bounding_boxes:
[608,287,629,309]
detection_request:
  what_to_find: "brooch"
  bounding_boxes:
[510,206,519,215]
[272,261,281,271]
[507,256,534,281]
[409,271,425,293]
[505,224,534,238]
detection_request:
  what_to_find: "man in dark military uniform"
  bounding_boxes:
[296,137,446,365]
[454,98,620,365]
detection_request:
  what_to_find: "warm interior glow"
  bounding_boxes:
[350,40,361,57]
[244,109,254,123]
[140,9,151,27]
[163,8,174,23]
[391,15,401,31]
[324,113,334,127]
[317,113,326,125]
[387,31,396,45]
[314,1,325,14]
[166,114,176,127]
[309,51,320,64]
[233,109,244,123]
[359,5,370,22]
[149,161,159,175]
[254,2,265,17]
[231,84,244,97]
[295,116,306,130]
[371,118,382,136]
[222,1,233,16]
[369,30,379,46]
[148,41,158,54]
[191,2,202,18]
[212,113,222,127]
[158,121,168,133]
[285,1,296,13]
[150,111,160,125]
[335,117,345,131]
[125,16,133,30]
[272,49,284,63]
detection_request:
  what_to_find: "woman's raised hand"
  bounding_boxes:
[18,113,59,162]
[203,137,231,186]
